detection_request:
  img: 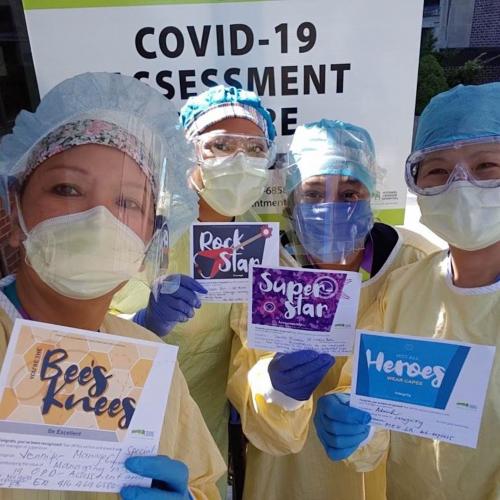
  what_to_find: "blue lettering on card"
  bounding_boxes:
[356,334,470,409]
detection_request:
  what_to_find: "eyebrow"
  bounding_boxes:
[424,148,500,164]
[468,149,500,158]
[122,180,150,193]
[43,164,150,190]
[422,157,448,163]
[340,179,362,186]
[43,164,90,175]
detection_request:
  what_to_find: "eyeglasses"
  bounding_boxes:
[406,139,500,195]
[194,132,275,161]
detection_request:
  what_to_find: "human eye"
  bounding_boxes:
[418,160,452,181]
[213,141,229,152]
[426,167,450,176]
[117,196,143,212]
[248,144,264,155]
[247,140,267,156]
[472,160,500,180]
[302,190,324,202]
[475,160,500,170]
[340,190,361,202]
[51,183,81,197]
[337,178,367,201]
[207,139,233,156]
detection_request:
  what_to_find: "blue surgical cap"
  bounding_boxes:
[414,83,500,152]
[179,85,276,141]
[286,119,377,194]
[0,71,197,245]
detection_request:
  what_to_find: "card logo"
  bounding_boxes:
[356,334,470,409]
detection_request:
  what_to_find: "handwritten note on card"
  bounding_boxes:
[0,320,177,492]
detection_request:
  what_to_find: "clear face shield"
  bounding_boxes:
[287,173,374,265]
[405,138,500,195]
[189,131,276,216]
[8,118,180,300]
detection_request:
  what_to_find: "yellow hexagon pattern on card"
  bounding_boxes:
[0,388,18,419]
[109,344,139,369]
[13,373,48,405]
[0,325,158,437]
[16,326,36,356]
[79,351,112,373]
[130,359,154,387]
[54,335,90,363]
[9,404,44,424]
[65,410,98,429]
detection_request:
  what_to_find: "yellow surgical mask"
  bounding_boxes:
[418,182,500,250]
[21,206,146,299]
[198,153,269,216]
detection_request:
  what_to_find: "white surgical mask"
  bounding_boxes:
[198,153,269,216]
[21,206,147,299]
[418,182,500,251]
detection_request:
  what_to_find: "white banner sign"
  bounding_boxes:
[23,0,424,222]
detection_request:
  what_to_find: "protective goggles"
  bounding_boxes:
[194,132,276,165]
[406,138,500,196]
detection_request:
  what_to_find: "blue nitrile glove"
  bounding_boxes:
[314,393,372,461]
[268,350,335,401]
[133,275,207,337]
[121,455,191,500]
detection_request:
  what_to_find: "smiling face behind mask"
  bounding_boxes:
[190,117,272,220]
[10,144,156,300]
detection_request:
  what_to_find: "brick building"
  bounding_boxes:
[470,0,500,47]
[423,0,500,83]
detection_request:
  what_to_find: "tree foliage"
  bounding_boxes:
[416,54,449,115]
[445,53,487,87]
[415,30,491,114]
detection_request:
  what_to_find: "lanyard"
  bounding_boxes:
[359,239,374,282]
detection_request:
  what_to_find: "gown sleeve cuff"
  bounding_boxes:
[358,425,375,448]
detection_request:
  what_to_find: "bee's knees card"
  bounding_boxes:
[0,319,177,492]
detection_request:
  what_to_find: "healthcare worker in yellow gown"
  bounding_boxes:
[227,119,439,500]
[314,84,500,500]
[0,72,226,499]
[110,85,277,495]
